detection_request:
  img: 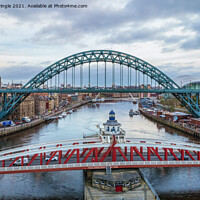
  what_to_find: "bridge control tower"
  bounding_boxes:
[100,110,126,143]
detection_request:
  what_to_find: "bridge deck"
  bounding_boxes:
[1,138,200,174]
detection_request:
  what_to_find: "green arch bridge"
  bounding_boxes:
[0,50,200,120]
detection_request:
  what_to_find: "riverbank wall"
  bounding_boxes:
[139,108,200,138]
[0,100,91,137]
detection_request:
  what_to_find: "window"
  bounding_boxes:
[101,181,105,185]
[95,180,99,184]
[107,182,111,187]
[135,178,139,183]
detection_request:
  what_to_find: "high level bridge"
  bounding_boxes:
[1,137,200,174]
[0,50,200,120]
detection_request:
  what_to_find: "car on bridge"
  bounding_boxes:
[173,154,189,160]
[45,156,58,161]
[13,158,29,166]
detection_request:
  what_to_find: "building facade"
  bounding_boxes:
[9,96,35,120]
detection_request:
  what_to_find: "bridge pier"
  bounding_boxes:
[84,168,160,200]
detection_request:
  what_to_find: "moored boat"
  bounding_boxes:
[129,109,134,116]
[68,110,73,114]
[132,99,137,104]
[134,110,139,115]
[129,109,139,116]
[62,112,67,117]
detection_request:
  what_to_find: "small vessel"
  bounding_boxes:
[92,98,105,102]
[134,110,139,115]
[129,109,134,116]
[132,99,137,104]
[129,109,139,116]
[62,112,67,117]
[58,115,63,118]
[68,110,73,114]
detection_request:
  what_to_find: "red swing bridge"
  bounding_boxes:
[1,135,200,174]
[1,110,200,175]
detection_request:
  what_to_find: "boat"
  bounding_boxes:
[132,99,137,104]
[68,110,73,114]
[129,109,134,116]
[134,110,139,115]
[129,109,139,116]
[61,112,67,117]
[58,115,63,118]
[92,98,105,102]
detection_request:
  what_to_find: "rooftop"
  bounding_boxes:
[103,120,121,126]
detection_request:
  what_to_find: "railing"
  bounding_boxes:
[1,161,200,173]
[139,169,160,200]
[1,88,200,94]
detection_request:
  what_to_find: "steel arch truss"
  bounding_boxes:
[0,50,200,120]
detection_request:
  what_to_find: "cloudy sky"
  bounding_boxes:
[0,0,200,86]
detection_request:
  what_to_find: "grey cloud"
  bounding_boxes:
[158,64,200,81]
[174,75,200,86]
[103,25,186,48]
[104,27,158,44]
[180,18,200,50]
[2,0,199,50]
[126,0,200,20]
[181,36,200,50]
[161,46,178,53]
[0,65,45,83]
[3,0,200,24]
[1,0,83,20]
[39,60,52,65]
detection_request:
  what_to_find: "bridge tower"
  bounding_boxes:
[100,110,126,143]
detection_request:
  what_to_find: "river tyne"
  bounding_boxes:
[0,100,200,200]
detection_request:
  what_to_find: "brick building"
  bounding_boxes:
[9,96,35,120]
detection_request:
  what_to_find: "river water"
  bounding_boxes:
[0,100,200,200]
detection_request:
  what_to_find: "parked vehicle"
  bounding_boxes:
[173,154,189,160]
[0,120,15,127]
[13,158,29,166]
[22,117,31,123]
[45,156,58,161]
